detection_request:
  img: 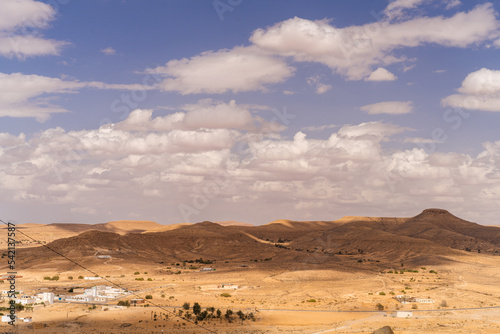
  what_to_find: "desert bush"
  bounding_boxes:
[134,271,140,275]
[220,293,231,297]
[376,303,384,311]
[193,302,201,315]
[412,304,418,309]
[68,276,73,280]
[440,300,448,307]
[78,275,83,279]
[379,292,385,295]
[135,277,144,281]
[147,278,153,281]
[182,302,190,310]
[145,295,152,299]
[307,299,316,302]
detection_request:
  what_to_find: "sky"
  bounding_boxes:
[1,0,500,225]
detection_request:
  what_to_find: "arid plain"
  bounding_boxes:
[1,209,500,333]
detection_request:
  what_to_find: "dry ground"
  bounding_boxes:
[1,252,500,333]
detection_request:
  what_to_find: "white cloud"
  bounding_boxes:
[0,72,157,121]
[442,68,500,111]
[115,100,265,132]
[250,4,500,80]
[306,75,332,94]
[360,101,413,115]
[4,112,500,224]
[445,0,461,10]
[385,0,426,18]
[101,47,116,55]
[365,67,397,81]
[0,0,67,59]
[282,90,295,95]
[302,124,337,132]
[145,46,294,94]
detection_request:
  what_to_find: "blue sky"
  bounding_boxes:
[2,0,500,225]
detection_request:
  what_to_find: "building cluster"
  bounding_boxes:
[394,295,434,304]
[1,290,54,306]
[60,285,127,303]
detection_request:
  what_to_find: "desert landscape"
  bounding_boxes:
[1,209,500,333]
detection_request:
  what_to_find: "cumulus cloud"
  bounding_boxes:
[360,101,413,115]
[250,4,499,80]
[145,46,294,94]
[115,100,272,133]
[3,111,500,224]
[0,72,157,121]
[441,68,500,111]
[0,0,67,58]
[365,67,397,81]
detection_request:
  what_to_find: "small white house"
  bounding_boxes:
[22,317,32,323]
[14,298,36,305]
[1,315,14,322]
[393,311,413,318]
[415,298,434,303]
[84,277,102,280]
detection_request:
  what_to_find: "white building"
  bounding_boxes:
[84,277,102,280]
[200,268,214,271]
[1,315,14,322]
[39,292,55,304]
[14,297,36,305]
[414,298,434,303]
[392,311,413,318]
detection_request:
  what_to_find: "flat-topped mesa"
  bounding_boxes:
[421,208,451,215]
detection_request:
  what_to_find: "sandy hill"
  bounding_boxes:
[214,220,254,227]
[0,220,162,248]
[14,209,500,270]
[389,208,500,251]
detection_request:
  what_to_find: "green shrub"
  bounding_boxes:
[145,295,152,299]
[307,299,316,302]
[220,293,231,297]
[379,292,386,295]
[134,271,140,275]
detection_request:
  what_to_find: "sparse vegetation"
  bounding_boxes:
[145,295,152,299]
[376,303,384,311]
[220,293,231,297]
[117,300,130,307]
[307,299,316,302]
